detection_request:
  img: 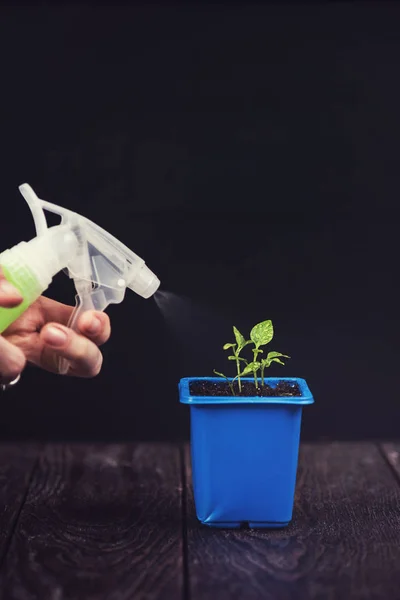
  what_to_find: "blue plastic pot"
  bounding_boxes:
[179,377,314,529]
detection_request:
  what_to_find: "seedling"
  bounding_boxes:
[213,320,289,394]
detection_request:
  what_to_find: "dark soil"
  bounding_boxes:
[189,379,301,397]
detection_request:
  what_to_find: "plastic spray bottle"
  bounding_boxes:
[0,184,160,374]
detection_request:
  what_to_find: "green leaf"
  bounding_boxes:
[233,326,246,351]
[250,320,274,346]
[261,352,289,369]
[240,365,253,377]
[223,343,236,351]
[228,355,237,361]
[213,370,228,379]
[267,351,290,360]
[240,361,261,376]
[271,358,285,366]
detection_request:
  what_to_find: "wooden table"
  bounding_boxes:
[1,443,400,599]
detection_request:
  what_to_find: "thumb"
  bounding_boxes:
[0,268,23,309]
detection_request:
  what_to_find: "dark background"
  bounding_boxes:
[0,1,398,442]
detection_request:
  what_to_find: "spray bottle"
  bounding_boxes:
[0,184,160,374]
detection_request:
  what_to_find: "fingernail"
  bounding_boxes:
[85,316,101,334]
[43,325,68,347]
[0,279,22,298]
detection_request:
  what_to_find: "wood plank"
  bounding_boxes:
[381,443,400,480]
[0,444,38,564]
[0,444,183,600]
[185,442,400,600]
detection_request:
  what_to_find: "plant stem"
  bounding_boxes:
[235,352,242,393]
[261,365,265,387]
[253,346,259,389]
[226,376,235,396]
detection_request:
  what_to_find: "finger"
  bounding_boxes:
[77,311,111,347]
[0,335,26,382]
[0,268,23,308]
[40,323,103,378]
[36,296,74,327]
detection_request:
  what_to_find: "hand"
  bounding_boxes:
[0,269,111,383]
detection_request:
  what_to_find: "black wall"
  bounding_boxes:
[0,2,399,441]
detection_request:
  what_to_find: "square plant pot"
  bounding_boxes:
[179,377,314,529]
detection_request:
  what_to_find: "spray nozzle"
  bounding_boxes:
[18,183,160,373]
[127,263,160,299]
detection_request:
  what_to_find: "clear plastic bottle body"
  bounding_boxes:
[0,255,43,333]
[0,226,79,334]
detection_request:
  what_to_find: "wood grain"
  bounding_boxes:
[185,442,400,600]
[0,444,38,564]
[0,444,183,600]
